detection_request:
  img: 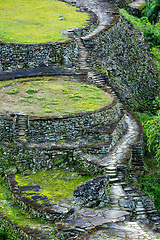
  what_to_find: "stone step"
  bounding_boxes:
[109,177,120,184]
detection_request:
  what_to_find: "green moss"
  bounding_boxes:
[15,169,97,202]
[0,176,53,227]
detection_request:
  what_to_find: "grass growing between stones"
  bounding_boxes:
[0,0,89,43]
[0,77,113,116]
[15,169,97,202]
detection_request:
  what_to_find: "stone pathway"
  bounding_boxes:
[55,112,160,239]
[1,0,159,238]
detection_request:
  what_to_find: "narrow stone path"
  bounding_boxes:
[56,113,160,239]
[0,0,159,238]
[56,4,160,234]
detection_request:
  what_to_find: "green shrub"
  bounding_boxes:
[120,9,160,46]
[139,171,160,213]
[142,0,160,23]
[0,227,13,240]
[7,88,19,94]
[145,111,160,162]
[26,88,38,94]
[137,110,160,162]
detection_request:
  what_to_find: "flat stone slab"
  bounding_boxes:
[0,66,76,80]
[19,185,41,192]
[103,210,130,219]
[110,184,126,198]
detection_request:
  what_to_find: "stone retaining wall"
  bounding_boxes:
[0,101,122,142]
[0,9,97,73]
[0,116,126,173]
[82,15,159,112]
[0,0,158,112]
[0,41,79,71]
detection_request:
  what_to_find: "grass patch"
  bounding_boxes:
[0,77,113,116]
[15,169,96,202]
[0,0,89,43]
[7,88,19,94]
[0,176,54,228]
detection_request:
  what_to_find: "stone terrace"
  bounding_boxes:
[0,0,160,238]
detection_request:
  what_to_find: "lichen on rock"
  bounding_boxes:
[73,174,110,207]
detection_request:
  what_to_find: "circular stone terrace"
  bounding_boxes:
[0,76,113,116]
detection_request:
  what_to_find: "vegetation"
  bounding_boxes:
[138,156,160,213]
[15,169,97,202]
[142,0,160,23]
[119,9,160,47]
[0,77,113,116]
[0,175,55,233]
[0,227,13,240]
[0,168,97,237]
[120,8,160,212]
[0,0,89,43]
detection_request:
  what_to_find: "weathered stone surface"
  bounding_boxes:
[73,175,109,207]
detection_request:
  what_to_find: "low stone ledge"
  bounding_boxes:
[6,174,71,222]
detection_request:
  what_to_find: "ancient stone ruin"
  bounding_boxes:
[0,0,160,239]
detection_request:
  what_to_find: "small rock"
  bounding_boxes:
[58,17,65,21]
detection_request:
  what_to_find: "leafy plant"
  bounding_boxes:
[0,228,13,240]
[145,111,160,162]
[142,0,160,23]
[7,88,19,94]
[26,88,38,94]
[119,9,160,46]
[139,170,160,213]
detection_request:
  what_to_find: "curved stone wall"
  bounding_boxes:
[0,0,158,112]
[0,0,152,239]
[0,10,97,72]
[82,15,159,112]
[0,69,127,173]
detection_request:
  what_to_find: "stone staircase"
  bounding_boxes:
[0,0,159,238]
[4,112,160,239]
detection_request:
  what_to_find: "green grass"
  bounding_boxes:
[15,169,96,202]
[0,0,89,43]
[0,77,113,116]
[0,176,54,228]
